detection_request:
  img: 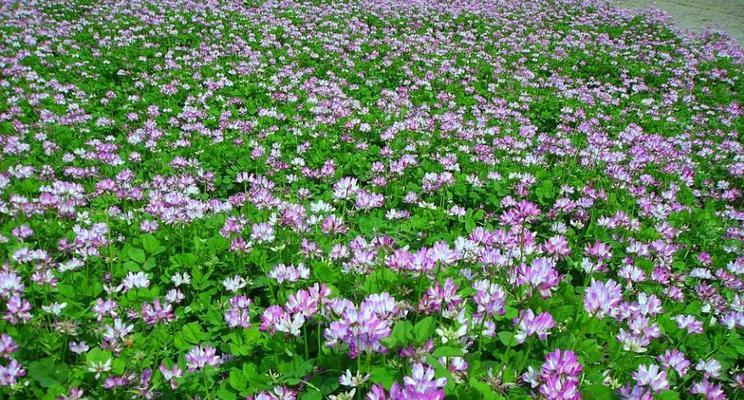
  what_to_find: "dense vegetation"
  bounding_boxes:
[0,0,742,399]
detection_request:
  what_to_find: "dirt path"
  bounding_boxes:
[611,0,744,44]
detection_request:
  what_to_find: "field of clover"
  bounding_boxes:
[1,0,743,399]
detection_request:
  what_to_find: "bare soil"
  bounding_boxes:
[611,0,744,44]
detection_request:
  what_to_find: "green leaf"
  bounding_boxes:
[469,377,502,400]
[27,358,67,388]
[413,317,436,343]
[300,391,322,400]
[384,320,413,347]
[655,390,680,400]
[85,347,112,364]
[370,366,397,388]
[278,356,315,382]
[581,384,616,399]
[242,363,271,393]
[174,322,209,350]
[312,261,339,284]
[142,234,164,254]
[535,180,556,202]
[128,247,146,264]
[228,368,247,391]
[497,331,517,347]
[318,376,339,395]
[218,386,238,400]
[432,346,464,357]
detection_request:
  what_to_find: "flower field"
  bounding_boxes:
[0,0,742,399]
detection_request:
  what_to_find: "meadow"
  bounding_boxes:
[0,0,742,399]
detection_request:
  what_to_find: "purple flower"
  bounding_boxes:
[632,364,668,393]
[366,384,388,400]
[0,270,24,298]
[472,279,507,317]
[185,345,221,371]
[584,279,622,318]
[69,341,89,355]
[390,363,446,400]
[0,334,17,358]
[4,295,32,324]
[159,363,183,389]
[324,294,396,358]
[0,359,24,386]
[695,358,722,378]
[428,241,459,266]
[260,305,285,333]
[514,309,555,343]
[674,315,703,334]
[92,298,118,321]
[118,271,150,292]
[224,295,252,328]
[418,278,462,317]
[141,298,176,325]
[250,222,275,243]
[251,386,297,400]
[690,378,726,400]
[514,257,560,298]
[657,349,690,377]
[537,350,582,400]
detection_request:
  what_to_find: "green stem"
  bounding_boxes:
[304,325,310,360]
[317,322,322,357]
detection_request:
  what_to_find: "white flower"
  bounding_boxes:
[276,313,304,336]
[58,258,84,272]
[339,369,369,387]
[436,324,467,344]
[171,272,191,287]
[328,389,356,400]
[42,302,67,315]
[88,358,112,379]
[222,275,247,292]
[695,358,721,378]
[119,271,150,292]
